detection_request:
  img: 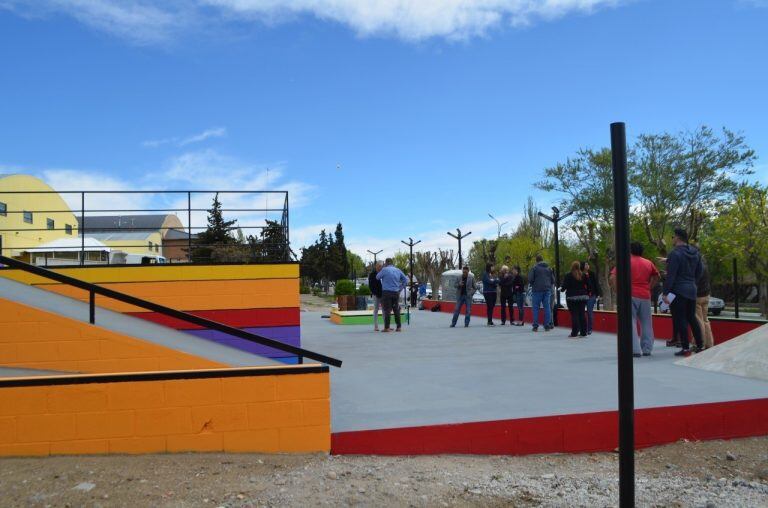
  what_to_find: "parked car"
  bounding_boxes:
[657,295,725,315]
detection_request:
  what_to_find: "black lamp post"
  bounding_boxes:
[367,249,383,267]
[447,228,471,268]
[538,206,573,326]
[401,237,421,307]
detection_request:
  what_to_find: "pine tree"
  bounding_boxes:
[192,193,238,262]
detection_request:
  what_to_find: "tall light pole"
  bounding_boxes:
[367,249,383,266]
[538,206,573,326]
[401,237,421,307]
[447,229,471,268]
[488,213,508,238]
[611,121,635,508]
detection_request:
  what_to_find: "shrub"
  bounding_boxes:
[300,285,311,294]
[357,283,371,296]
[335,279,355,296]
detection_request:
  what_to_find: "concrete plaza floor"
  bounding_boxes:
[301,309,768,433]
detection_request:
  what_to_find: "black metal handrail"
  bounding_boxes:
[0,255,342,368]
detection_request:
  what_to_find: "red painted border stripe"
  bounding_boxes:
[421,300,764,344]
[331,398,768,455]
[128,307,300,329]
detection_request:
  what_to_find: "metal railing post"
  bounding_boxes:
[80,192,85,266]
[187,191,192,262]
[733,258,740,319]
[89,290,95,324]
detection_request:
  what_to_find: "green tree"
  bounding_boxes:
[192,193,238,262]
[537,148,617,309]
[347,251,366,277]
[631,126,755,255]
[708,184,768,317]
[247,220,289,262]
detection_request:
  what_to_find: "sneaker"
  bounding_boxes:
[666,340,680,348]
[381,329,392,333]
[374,327,379,332]
[674,349,691,357]
[633,353,642,358]
[587,331,592,335]
[579,334,587,337]
[450,324,456,328]
[501,321,506,326]
[568,334,578,338]
[532,326,539,332]
[544,326,553,332]
[464,323,469,328]
[642,352,651,356]
[396,327,402,332]
[488,322,495,327]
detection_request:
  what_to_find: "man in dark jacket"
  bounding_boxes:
[368,262,383,331]
[528,254,555,332]
[662,228,704,356]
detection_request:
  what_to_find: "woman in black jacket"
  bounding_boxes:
[561,261,589,337]
[498,265,514,325]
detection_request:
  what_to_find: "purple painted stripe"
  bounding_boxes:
[185,326,300,358]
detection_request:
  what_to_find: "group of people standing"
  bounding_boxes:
[449,228,713,358]
[451,254,600,336]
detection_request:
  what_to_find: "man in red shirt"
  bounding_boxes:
[611,242,660,357]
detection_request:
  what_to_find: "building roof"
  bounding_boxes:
[164,228,196,240]
[88,231,155,241]
[78,214,177,232]
[25,237,111,253]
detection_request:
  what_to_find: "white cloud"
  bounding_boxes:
[2,0,629,44]
[143,126,227,148]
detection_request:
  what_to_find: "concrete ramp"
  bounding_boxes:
[0,276,279,372]
[676,324,768,381]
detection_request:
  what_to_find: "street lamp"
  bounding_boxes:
[538,206,573,326]
[447,228,471,268]
[367,249,383,266]
[401,237,421,307]
[488,213,508,238]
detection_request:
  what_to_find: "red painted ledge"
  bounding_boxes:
[421,300,764,344]
[331,398,768,455]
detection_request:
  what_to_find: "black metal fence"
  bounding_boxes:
[0,190,290,266]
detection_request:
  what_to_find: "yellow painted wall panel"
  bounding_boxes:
[0,296,225,373]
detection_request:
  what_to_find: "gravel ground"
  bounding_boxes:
[1,437,767,507]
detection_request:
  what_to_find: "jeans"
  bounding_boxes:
[381,290,401,330]
[452,294,472,326]
[695,296,715,348]
[567,299,587,336]
[499,294,513,324]
[631,297,655,354]
[586,296,597,332]
[670,295,703,350]
[484,292,497,324]
[531,289,552,329]
[515,293,525,323]
[372,295,381,329]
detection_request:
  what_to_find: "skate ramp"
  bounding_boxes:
[676,324,768,382]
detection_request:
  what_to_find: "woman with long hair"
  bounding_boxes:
[560,260,589,337]
[482,263,499,326]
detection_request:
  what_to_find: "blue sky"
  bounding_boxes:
[1,0,766,261]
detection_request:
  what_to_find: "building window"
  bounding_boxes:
[47,218,55,230]
[0,202,6,216]
[155,243,160,252]
[23,211,33,224]
[148,241,153,251]
[65,224,73,235]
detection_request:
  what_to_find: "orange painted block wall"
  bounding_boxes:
[0,369,330,456]
[0,297,224,374]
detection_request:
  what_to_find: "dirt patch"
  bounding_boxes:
[1,437,766,507]
[301,294,334,312]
